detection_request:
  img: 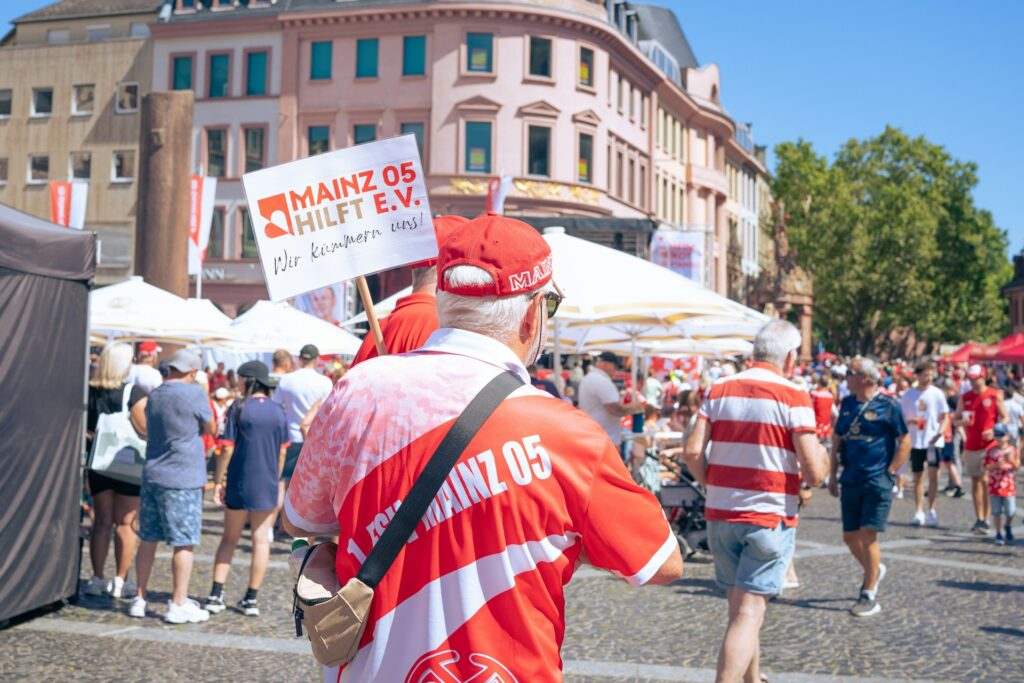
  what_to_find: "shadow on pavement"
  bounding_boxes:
[980,626,1024,638]
[671,578,722,598]
[772,596,850,613]
[928,547,1016,557]
[936,579,1024,593]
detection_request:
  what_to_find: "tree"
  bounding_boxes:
[772,126,1010,356]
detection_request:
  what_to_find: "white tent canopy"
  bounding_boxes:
[223,300,362,356]
[90,276,234,344]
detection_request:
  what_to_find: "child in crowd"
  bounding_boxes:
[984,424,1019,545]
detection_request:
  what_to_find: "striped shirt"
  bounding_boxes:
[287,328,674,682]
[697,362,816,528]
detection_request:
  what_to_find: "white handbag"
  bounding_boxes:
[89,383,147,485]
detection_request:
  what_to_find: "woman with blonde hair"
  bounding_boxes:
[84,342,149,599]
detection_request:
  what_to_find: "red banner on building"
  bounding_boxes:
[49,181,87,229]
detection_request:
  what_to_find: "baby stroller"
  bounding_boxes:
[654,456,709,557]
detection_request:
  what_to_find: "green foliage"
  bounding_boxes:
[772,126,1011,355]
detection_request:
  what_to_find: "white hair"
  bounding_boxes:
[91,342,134,389]
[752,320,802,367]
[436,265,546,341]
[852,356,881,385]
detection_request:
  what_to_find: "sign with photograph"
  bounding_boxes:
[240,134,434,301]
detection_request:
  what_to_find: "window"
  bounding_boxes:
[579,46,594,87]
[310,41,332,80]
[528,37,552,79]
[466,33,493,73]
[0,157,8,184]
[465,121,491,173]
[578,132,593,183]
[628,158,635,203]
[401,122,425,158]
[353,124,376,144]
[629,84,635,120]
[32,88,53,116]
[172,55,193,90]
[527,125,550,177]
[243,126,265,172]
[356,38,378,78]
[206,129,227,177]
[47,29,69,44]
[70,152,91,180]
[72,84,94,115]
[403,36,426,76]
[308,125,329,156]
[207,208,225,259]
[130,22,150,38]
[638,161,646,209]
[112,151,135,182]
[208,53,230,98]
[616,150,624,197]
[28,155,49,183]
[0,90,10,117]
[246,50,268,96]
[618,78,625,113]
[86,25,112,42]
[116,83,139,112]
[241,209,259,259]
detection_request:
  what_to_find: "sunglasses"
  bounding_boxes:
[534,283,563,318]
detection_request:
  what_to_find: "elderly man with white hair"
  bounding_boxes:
[283,213,682,681]
[684,319,827,683]
[829,355,910,618]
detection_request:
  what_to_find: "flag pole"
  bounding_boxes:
[356,275,387,356]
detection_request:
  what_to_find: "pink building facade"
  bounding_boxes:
[151,0,769,315]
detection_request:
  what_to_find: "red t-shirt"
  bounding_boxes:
[350,292,439,367]
[810,389,835,439]
[984,445,1018,497]
[287,329,674,682]
[962,387,1000,451]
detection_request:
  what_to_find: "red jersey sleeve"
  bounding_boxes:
[580,441,675,586]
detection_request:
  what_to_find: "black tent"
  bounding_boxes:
[0,203,96,623]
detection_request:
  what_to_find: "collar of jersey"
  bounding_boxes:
[750,361,783,376]
[418,328,530,384]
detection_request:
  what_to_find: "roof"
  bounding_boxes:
[0,203,97,282]
[632,3,698,70]
[14,0,162,24]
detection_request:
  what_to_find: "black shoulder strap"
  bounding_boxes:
[356,371,524,588]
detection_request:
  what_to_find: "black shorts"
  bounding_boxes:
[909,448,938,473]
[281,441,303,481]
[87,469,141,497]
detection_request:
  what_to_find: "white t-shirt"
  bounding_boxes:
[577,367,623,443]
[900,385,949,449]
[1006,397,1024,439]
[127,364,163,394]
[273,367,333,442]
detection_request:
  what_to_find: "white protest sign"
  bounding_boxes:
[241,134,434,301]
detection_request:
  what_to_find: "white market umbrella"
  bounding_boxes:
[222,300,362,356]
[90,276,234,344]
[341,286,409,328]
[568,337,753,359]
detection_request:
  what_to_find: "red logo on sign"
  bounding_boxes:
[404,649,518,683]
[258,193,293,239]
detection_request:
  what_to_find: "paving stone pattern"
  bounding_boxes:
[1,480,1022,682]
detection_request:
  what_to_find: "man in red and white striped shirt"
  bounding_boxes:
[684,320,827,683]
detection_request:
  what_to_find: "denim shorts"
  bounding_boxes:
[707,521,796,596]
[991,495,1017,518]
[840,471,894,533]
[139,482,203,547]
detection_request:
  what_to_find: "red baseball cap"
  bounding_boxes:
[967,364,985,379]
[408,215,471,269]
[139,341,162,354]
[437,212,552,298]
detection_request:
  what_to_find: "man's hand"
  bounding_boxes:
[828,479,840,498]
[982,428,995,442]
[798,487,813,507]
[212,483,225,507]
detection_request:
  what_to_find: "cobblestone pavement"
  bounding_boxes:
[2,481,1022,682]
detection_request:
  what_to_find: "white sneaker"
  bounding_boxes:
[910,511,926,526]
[877,563,887,588]
[267,527,274,544]
[165,598,210,624]
[128,596,147,618]
[926,509,939,527]
[110,576,137,599]
[84,575,110,596]
[895,488,904,499]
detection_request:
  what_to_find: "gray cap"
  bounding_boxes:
[167,349,202,373]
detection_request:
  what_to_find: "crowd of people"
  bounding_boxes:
[78,211,1019,683]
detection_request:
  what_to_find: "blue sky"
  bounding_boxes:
[664,0,1023,254]
[4,1,1021,253]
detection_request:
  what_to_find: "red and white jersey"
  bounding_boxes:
[809,389,835,439]
[286,329,674,682]
[697,362,816,528]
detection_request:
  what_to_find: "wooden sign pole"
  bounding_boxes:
[356,275,387,356]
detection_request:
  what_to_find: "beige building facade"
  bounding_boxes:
[0,0,157,284]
